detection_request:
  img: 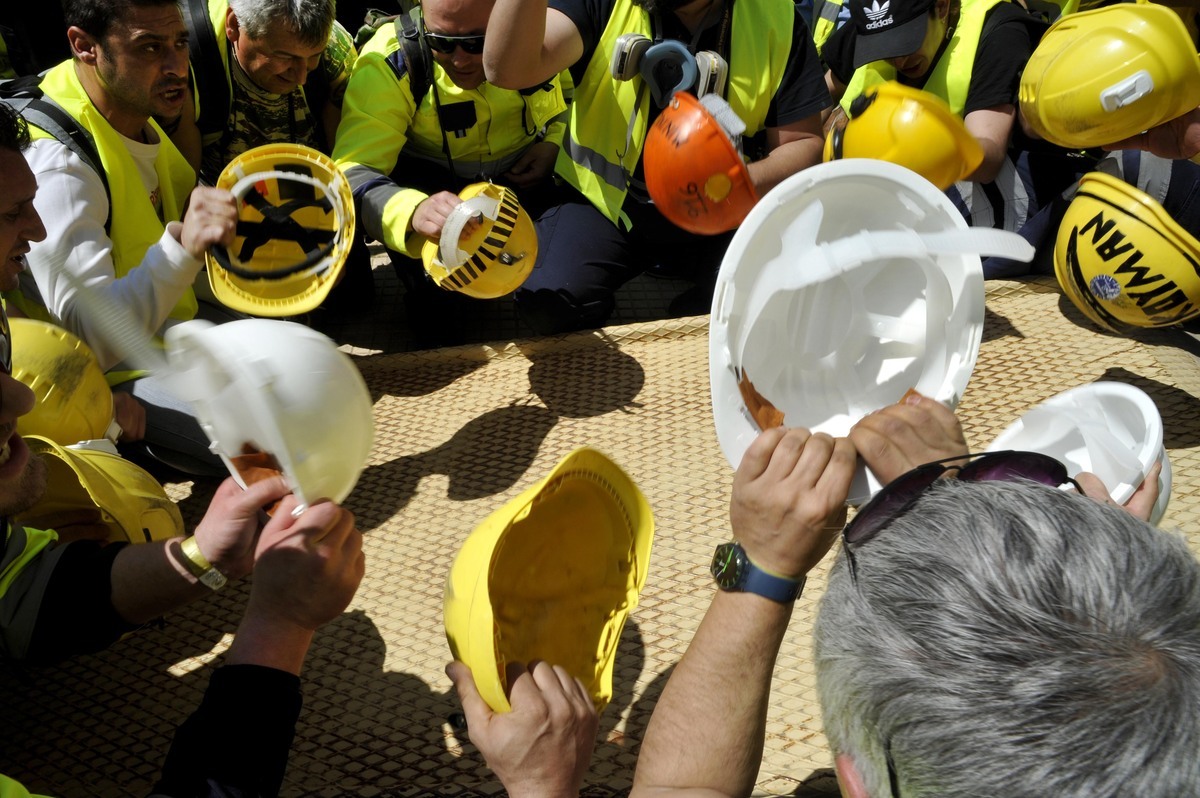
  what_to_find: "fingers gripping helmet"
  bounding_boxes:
[1020,0,1200,149]
[1055,171,1200,331]
[643,92,759,235]
[10,319,117,445]
[164,319,375,508]
[823,82,984,190]
[421,183,538,299]
[17,437,184,544]
[208,144,356,317]
[444,447,654,713]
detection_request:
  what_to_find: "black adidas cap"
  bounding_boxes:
[848,0,936,68]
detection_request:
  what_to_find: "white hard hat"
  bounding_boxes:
[709,160,1033,502]
[164,319,374,509]
[985,381,1171,525]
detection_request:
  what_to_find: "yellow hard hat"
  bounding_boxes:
[16,437,183,544]
[823,82,984,190]
[1020,0,1200,149]
[208,143,356,317]
[1055,170,1200,331]
[421,182,538,299]
[10,318,116,445]
[444,447,654,713]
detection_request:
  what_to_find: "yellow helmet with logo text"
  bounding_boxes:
[1055,170,1200,331]
[10,318,116,445]
[1020,0,1200,149]
[421,182,538,299]
[208,144,356,317]
[16,437,183,544]
[444,447,654,713]
[823,82,984,190]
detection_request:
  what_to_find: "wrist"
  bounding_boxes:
[175,535,229,590]
[227,612,316,675]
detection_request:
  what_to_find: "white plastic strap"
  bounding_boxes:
[438,194,501,269]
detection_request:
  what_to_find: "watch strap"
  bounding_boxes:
[179,536,228,590]
[741,560,805,603]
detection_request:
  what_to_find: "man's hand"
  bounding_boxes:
[849,391,969,486]
[1106,107,1200,161]
[447,660,598,798]
[245,495,365,632]
[178,186,238,260]
[411,191,479,240]
[503,141,559,188]
[730,427,857,579]
[112,390,145,442]
[1075,460,1163,524]
[190,476,293,580]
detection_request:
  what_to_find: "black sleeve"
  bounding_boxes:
[25,540,137,664]
[152,665,303,798]
[766,6,834,127]
[821,22,856,88]
[962,5,1035,116]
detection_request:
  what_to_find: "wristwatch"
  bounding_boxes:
[710,542,804,603]
[179,536,228,591]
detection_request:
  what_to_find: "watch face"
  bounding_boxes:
[710,542,745,590]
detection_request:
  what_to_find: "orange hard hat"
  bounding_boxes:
[643,92,759,235]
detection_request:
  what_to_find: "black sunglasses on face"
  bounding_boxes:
[423,28,486,54]
[841,450,1081,583]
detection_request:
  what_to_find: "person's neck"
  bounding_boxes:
[73,59,150,141]
[673,0,722,35]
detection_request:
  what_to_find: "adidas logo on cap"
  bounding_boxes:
[863,0,894,29]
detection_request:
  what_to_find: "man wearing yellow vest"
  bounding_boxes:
[481,0,831,334]
[15,0,240,474]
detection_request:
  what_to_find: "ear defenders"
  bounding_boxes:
[609,33,727,107]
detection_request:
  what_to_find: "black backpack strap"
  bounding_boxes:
[396,7,432,104]
[184,0,231,137]
[0,76,112,234]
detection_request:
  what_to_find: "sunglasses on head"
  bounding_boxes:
[842,450,1081,582]
[423,27,486,55]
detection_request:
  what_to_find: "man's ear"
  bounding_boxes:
[67,26,98,64]
[225,7,241,43]
[835,752,871,798]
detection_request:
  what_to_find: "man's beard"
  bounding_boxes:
[0,454,48,519]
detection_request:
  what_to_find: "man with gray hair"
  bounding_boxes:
[169,0,356,185]
[630,393,1198,797]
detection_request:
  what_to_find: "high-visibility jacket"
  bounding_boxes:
[333,23,568,258]
[559,0,793,226]
[31,61,197,320]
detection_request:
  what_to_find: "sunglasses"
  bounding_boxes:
[842,450,1081,583]
[423,27,486,55]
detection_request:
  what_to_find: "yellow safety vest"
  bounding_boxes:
[560,0,793,225]
[840,0,1006,116]
[33,61,198,320]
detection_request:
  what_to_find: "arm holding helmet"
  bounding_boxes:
[153,493,364,796]
[1106,106,1200,162]
[333,40,465,257]
[745,115,827,199]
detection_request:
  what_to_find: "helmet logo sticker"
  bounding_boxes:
[1089,273,1121,301]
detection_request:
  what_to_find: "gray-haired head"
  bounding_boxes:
[227,0,335,46]
[815,478,1200,797]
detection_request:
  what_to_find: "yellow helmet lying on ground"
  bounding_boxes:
[444,447,654,713]
[208,143,356,317]
[1055,170,1200,331]
[1020,0,1200,149]
[10,318,118,445]
[16,437,183,544]
[823,82,984,190]
[421,182,538,299]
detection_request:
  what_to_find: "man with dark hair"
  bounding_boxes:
[630,394,1196,796]
[8,0,241,474]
